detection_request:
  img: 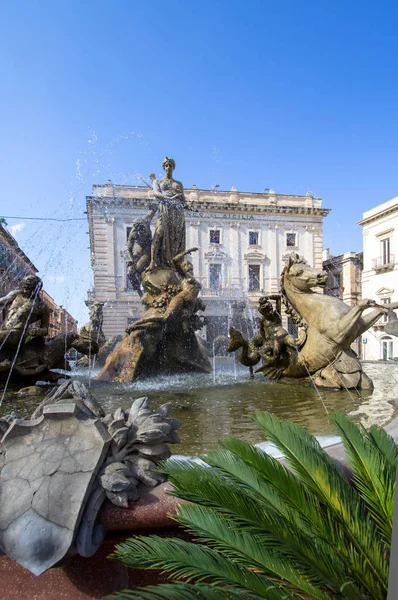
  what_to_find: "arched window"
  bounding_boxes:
[380,336,394,361]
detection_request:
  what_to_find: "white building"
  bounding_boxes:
[359,197,398,360]
[86,182,330,340]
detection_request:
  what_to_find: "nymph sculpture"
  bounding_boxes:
[97,158,211,383]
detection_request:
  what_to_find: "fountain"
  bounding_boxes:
[1,161,398,596]
[96,158,211,383]
[228,252,397,389]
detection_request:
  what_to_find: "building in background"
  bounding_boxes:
[87,182,330,341]
[58,306,79,336]
[40,290,79,338]
[0,223,78,336]
[322,249,363,306]
[0,223,38,294]
[0,223,39,327]
[322,249,363,356]
[359,196,398,361]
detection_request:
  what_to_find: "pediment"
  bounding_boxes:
[376,287,395,298]
[244,250,267,261]
[204,248,228,262]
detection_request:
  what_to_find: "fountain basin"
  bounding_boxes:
[0,360,397,599]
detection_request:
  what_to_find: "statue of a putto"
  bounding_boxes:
[228,252,397,389]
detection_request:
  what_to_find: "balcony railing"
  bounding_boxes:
[371,255,395,270]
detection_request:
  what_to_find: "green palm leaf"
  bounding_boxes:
[330,411,396,545]
[110,536,288,597]
[106,581,299,599]
[161,457,364,597]
[176,503,348,600]
[254,411,388,598]
[110,411,394,600]
[367,424,398,468]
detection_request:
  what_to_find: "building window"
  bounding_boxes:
[381,238,391,265]
[381,336,393,360]
[381,297,391,323]
[287,316,298,337]
[209,264,222,289]
[286,232,297,247]
[249,231,259,246]
[248,264,260,292]
[332,273,341,289]
[209,230,221,244]
[126,264,134,290]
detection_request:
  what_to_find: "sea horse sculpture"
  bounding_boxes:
[228,297,297,378]
[228,253,393,389]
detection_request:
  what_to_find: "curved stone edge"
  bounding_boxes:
[97,415,398,533]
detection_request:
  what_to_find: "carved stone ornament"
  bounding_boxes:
[0,380,181,575]
[0,403,111,575]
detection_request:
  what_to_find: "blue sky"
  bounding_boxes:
[1,0,398,322]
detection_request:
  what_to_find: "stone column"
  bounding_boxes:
[189,220,200,277]
[105,216,117,301]
[313,224,323,270]
[229,222,241,289]
[269,223,278,294]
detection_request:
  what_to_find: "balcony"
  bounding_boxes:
[371,255,395,271]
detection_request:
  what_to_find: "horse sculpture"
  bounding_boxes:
[229,252,392,390]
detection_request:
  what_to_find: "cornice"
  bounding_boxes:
[86,196,330,218]
[358,204,398,227]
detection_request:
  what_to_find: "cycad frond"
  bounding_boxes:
[253,411,388,597]
[367,424,398,468]
[110,536,286,597]
[205,441,324,531]
[163,457,364,597]
[221,435,322,517]
[106,581,300,599]
[330,411,396,545]
[110,411,394,600]
[176,503,346,600]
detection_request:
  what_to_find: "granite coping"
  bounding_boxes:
[99,482,181,531]
[99,415,398,532]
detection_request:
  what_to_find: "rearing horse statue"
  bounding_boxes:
[229,253,391,390]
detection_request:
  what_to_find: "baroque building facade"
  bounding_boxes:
[359,197,398,361]
[86,182,330,340]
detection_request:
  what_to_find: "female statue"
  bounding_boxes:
[148,157,188,270]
